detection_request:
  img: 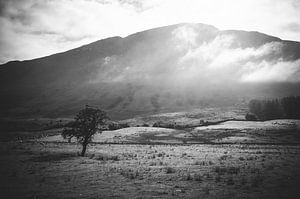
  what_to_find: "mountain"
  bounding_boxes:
[1,23,300,119]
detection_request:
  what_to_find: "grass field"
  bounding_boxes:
[38,119,300,144]
[1,107,300,198]
[1,142,300,199]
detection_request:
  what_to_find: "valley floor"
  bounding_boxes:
[1,142,300,199]
[39,119,300,144]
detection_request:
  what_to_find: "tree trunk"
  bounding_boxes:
[81,142,88,156]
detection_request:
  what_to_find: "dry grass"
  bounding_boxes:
[1,142,300,198]
[37,119,300,145]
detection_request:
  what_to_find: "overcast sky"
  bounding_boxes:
[0,0,300,64]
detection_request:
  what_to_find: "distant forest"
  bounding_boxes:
[247,96,300,121]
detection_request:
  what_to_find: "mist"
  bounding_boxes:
[89,24,300,96]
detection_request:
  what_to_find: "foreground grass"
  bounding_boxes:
[1,142,300,198]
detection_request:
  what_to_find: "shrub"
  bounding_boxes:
[203,186,210,195]
[227,166,240,174]
[149,162,156,166]
[219,155,229,161]
[239,157,245,161]
[227,177,234,185]
[108,122,129,130]
[193,174,203,182]
[215,175,221,182]
[120,169,139,179]
[186,173,192,181]
[245,113,258,121]
[251,175,264,187]
[165,167,176,174]
[215,166,227,174]
[158,152,164,157]
[92,153,119,161]
[194,161,206,165]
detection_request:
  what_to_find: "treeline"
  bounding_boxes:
[247,96,300,121]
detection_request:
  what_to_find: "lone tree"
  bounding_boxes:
[62,105,109,156]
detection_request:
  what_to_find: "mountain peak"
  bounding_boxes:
[1,23,299,119]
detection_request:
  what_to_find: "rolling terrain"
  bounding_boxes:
[1,23,300,199]
[39,119,300,145]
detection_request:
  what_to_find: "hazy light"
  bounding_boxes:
[0,0,299,63]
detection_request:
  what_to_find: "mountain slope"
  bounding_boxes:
[1,23,300,119]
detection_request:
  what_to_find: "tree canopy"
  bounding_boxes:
[248,96,300,121]
[62,105,109,156]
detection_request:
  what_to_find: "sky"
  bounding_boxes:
[0,0,300,64]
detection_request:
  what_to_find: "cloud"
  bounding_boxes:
[176,33,299,83]
[0,0,300,64]
[116,0,158,12]
[283,22,300,33]
[85,24,300,87]
[172,25,199,49]
[292,0,300,8]
[241,59,300,82]
[0,0,144,63]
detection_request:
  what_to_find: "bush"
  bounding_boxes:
[186,173,192,180]
[215,175,221,182]
[152,122,175,128]
[251,175,264,187]
[120,169,139,179]
[108,122,129,130]
[245,112,258,121]
[92,153,119,161]
[165,167,176,174]
[227,177,234,185]
[193,174,203,182]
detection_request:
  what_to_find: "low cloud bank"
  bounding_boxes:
[89,25,300,87]
[173,27,300,83]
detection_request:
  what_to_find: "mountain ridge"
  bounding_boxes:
[1,23,300,119]
[3,22,292,65]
